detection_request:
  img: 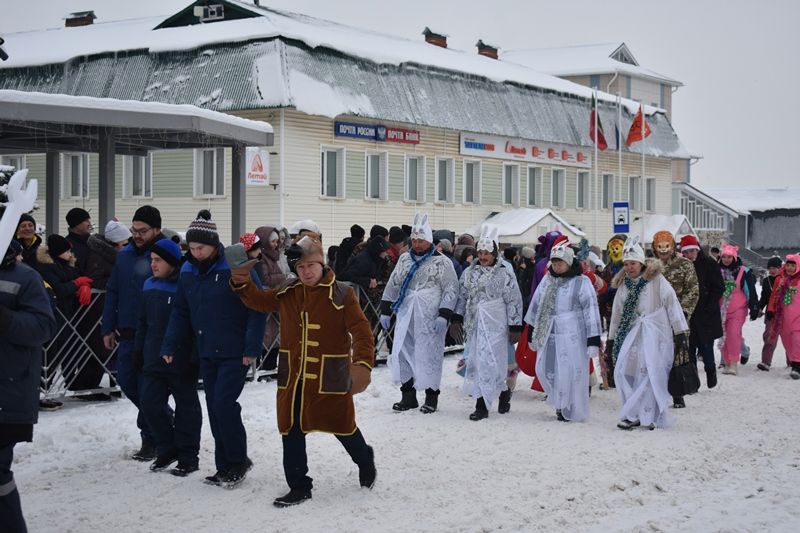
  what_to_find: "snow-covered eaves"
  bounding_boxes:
[503,42,683,88]
[469,208,586,238]
[628,214,695,242]
[675,182,742,217]
[703,187,800,215]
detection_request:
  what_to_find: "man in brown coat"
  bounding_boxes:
[231,236,375,508]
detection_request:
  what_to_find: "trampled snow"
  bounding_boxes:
[13,318,800,532]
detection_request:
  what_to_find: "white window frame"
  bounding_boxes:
[576,171,590,210]
[122,154,153,199]
[435,157,455,204]
[192,148,225,198]
[462,159,482,205]
[645,177,656,212]
[502,163,520,207]
[319,145,346,199]
[404,154,426,203]
[629,176,641,211]
[551,168,565,208]
[60,153,90,200]
[365,151,388,201]
[602,173,613,210]
[0,154,26,170]
[526,166,542,207]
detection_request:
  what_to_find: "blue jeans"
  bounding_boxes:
[202,358,249,471]
[140,372,202,464]
[0,443,27,533]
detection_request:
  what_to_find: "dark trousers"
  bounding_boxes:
[282,381,371,491]
[690,337,717,372]
[202,358,249,471]
[0,443,27,533]
[117,339,156,442]
[140,372,202,464]
[761,317,778,366]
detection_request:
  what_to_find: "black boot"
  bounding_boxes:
[706,368,718,389]
[498,390,512,414]
[358,446,377,489]
[672,396,686,408]
[273,489,312,508]
[420,388,440,414]
[392,379,418,411]
[469,397,489,421]
[605,354,616,389]
[131,438,157,462]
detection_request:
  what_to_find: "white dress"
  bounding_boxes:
[609,269,688,427]
[524,272,602,422]
[455,261,523,407]
[383,251,459,390]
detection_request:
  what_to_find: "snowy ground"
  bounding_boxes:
[15,318,800,533]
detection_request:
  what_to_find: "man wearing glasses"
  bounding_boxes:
[102,205,169,462]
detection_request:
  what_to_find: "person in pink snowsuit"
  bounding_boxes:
[717,245,759,375]
[766,254,800,379]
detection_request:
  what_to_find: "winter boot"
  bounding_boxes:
[219,457,254,489]
[721,363,734,375]
[170,462,199,477]
[358,446,377,489]
[498,390,512,414]
[790,363,800,380]
[273,489,312,508]
[469,398,489,421]
[420,388,440,414]
[616,419,641,430]
[392,379,418,411]
[131,439,157,462]
[672,396,686,409]
[556,409,568,422]
[730,361,738,375]
[150,452,179,472]
[706,368,718,389]
[757,362,770,372]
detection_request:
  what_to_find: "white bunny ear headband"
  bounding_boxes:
[410,212,432,242]
[0,169,38,260]
[476,224,499,253]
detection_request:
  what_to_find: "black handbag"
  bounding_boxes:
[668,334,700,396]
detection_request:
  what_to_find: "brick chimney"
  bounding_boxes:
[65,11,97,27]
[422,27,448,49]
[476,40,498,60]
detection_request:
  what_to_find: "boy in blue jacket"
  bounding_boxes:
[135,239,202,477]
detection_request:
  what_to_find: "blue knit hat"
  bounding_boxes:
[151,239,182,268]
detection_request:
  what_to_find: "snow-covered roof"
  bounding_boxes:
[628,214,695,243]
[702,187,800,214]
[503,42,683,87]
[468,208,586,239]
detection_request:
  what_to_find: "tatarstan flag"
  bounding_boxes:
[590,95,608,151]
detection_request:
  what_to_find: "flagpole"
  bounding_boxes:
[617,93,622,216]
[641,105,645,214]
[593,90,599,245]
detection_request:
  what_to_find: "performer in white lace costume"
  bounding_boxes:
[380,213,458,414]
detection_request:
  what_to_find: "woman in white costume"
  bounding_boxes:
[607,237,689,430]
[525,241,602,422]
[452,226,523,420]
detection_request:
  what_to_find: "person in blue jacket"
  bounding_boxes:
[161,211,266,488]
[101,205,170,462]
[134,239,202,477]
[0,234,57,533]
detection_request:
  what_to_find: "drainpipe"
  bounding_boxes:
[279,108,285,226]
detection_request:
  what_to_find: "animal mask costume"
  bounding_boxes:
[652,230,675,256]
[0,169,38,260]
[476,225,499,255]
[606,234,627,265]
[410,213,433,243]
[622,235,646,265]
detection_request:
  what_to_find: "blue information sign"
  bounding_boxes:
[613,202,630,233]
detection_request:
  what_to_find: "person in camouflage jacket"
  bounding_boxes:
[652,231,699,409]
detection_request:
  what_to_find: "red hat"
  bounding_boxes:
[239,233,261,253]
[679,234,700,252]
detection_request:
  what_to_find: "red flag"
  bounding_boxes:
[625,105,652,145]
[590,95,607,151]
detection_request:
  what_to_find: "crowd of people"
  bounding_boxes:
[2,196,800,526]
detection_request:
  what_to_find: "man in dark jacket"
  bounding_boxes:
[334,224,365,274]
[680,235,723,389]
[65,207,92,275]
[101,205,166,461]
[0,232,57,533]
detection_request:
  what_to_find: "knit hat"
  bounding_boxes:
[104,219,131,244]
[370,225,389,239]
[132,205,162,229]
[389,226,406,244]
[767,256,783,269]
[503,247,517,261]
[17,213,36,228]
[47,234,71,257]
[186,210,219,247]
[439,239,453,254]
[720,244,739,260]
[151,239,182,268]
[66,207,90,228]
[549,240,574,266]
[350,224,365,239]
[521,246,535,259]
[622,236,646,265]
[457,234,475,246]
[239,233,261,253]
[295,236,325,266]
[679,234,701,252]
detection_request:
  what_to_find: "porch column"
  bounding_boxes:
[231,144,246,243]
[97,129,116,227]
[45,151,60,235]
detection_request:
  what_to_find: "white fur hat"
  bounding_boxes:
[550,240,574,266]
[622,235,646,264]
[410,213,432,242]
[476,224,499,254]
[289,219,320,236]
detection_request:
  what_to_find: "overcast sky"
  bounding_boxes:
[2,0,798,189]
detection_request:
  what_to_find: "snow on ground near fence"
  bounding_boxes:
[14,318,800,532]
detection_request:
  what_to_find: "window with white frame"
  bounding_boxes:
[365,151,388,200]
[435,157,454,203]
[405,155,426,203]
[61,153,90,199]
[551,168,565,208]
[502,164,520,206]
[527,166,542,207]
[577,171,590,209]
[645,178,656,211]
[463,160,481,204]
[629,176,641,211]
[0,154,26,170]
[602,174,613,209]
[123,154,153,198]
[320,146,345,199]
[193,148,225,197]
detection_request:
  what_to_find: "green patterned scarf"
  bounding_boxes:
[612,276,649,362]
